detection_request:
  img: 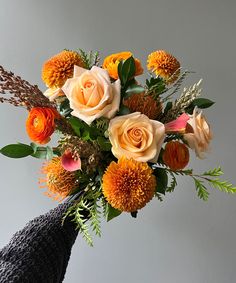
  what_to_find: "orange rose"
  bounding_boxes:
[162,141,190,170]
[26,107,59,144]
[103,51,143,80]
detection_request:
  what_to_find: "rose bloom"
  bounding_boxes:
[108,112,165,163]
[184,108,213,158]
[62,66,121,125]
[44,87,65,102]
[103,51,143,80]
[26,107,59,144]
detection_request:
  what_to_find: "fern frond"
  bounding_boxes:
[203,167,223,177]
[193,177,209,201]
[208,179,236,194]
[166,172,177,193]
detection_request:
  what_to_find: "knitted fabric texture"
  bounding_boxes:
[0,201,79,283]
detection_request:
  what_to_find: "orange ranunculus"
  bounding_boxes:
[26,107,59,144]
[163,141,189,170]
[102,51,143,80]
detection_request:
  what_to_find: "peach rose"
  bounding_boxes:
[108,112,165,162]
[184,108,213,158]
[62,66,121,125]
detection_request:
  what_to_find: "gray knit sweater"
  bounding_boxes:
[0,201,79,283]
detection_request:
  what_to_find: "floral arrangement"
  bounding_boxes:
[0,49,235,246]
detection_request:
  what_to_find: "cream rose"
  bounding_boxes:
[44,87,65,101]
[184,108,213,158]
[108,112,165,162]
[62,65,121,125]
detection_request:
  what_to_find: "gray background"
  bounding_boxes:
[0,0,236,282]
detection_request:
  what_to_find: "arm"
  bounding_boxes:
[0,201,78,283]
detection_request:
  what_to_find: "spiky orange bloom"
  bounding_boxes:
[26,107,59,144]
[102,157,156,212]
[103,51,143,80]
[42,50,84,88]
[163,141,189,170]
[147,50,180,84]
[124,92,162,120]
[39,157,78,201]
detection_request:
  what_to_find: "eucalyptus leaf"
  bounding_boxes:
[0,143,34,158]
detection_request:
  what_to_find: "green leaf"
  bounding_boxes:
[30,143,54,160]
[0,143,34,158]
[117,105,131,115]
[118,57,136,86]
[193,177,209,201]
[69,116,101,140]
[97,136,112,151]
[166,172,178,193]
[164,101,173,114]
[187,98,215,113]
[106,203,122,222]
[153,168,168,195]
[125,85,145,98]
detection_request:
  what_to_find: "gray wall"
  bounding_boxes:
[0,0,236,282]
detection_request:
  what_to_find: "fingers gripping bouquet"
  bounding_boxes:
[0,49,235,245]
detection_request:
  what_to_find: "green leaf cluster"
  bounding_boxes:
[118,56,136,87]
[78,49,100,69]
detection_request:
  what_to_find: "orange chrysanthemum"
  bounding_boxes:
[103,51,143,80]
[42,50,84,88]
[39,157,78,201]
[147,50,180,84]
[124,92,162,120]
[102,157,156,212]
[26,107,59,144]
[163,141,189,170]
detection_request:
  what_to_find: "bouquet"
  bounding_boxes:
[0,49,235,246]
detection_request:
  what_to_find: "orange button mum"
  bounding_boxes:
[42,50,84,88]
[102,157,156,212]
[103,51,143,80]
[26,107,59,144]
[147,50,180,84]
[163,141,189,170]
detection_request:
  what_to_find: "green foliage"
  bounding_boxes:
[203,167,224,177]
[208,179,236,194]
[193,178,209,201]
[105,203,122,222]
[166,172,178,193]
[146,76,166,97]
[117,105,131,115]
[118,56,136,87]
[186,98,215,113]
[69,116,102,140]
[124,84,145,99]
[58,98,72,117]
[153,168,168,195]
[161,70,193,103]
[63,180,103,246]
[0,143,34,158]
[31,143,54,160]
[78,49,100,69]
[97,136,112,151]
